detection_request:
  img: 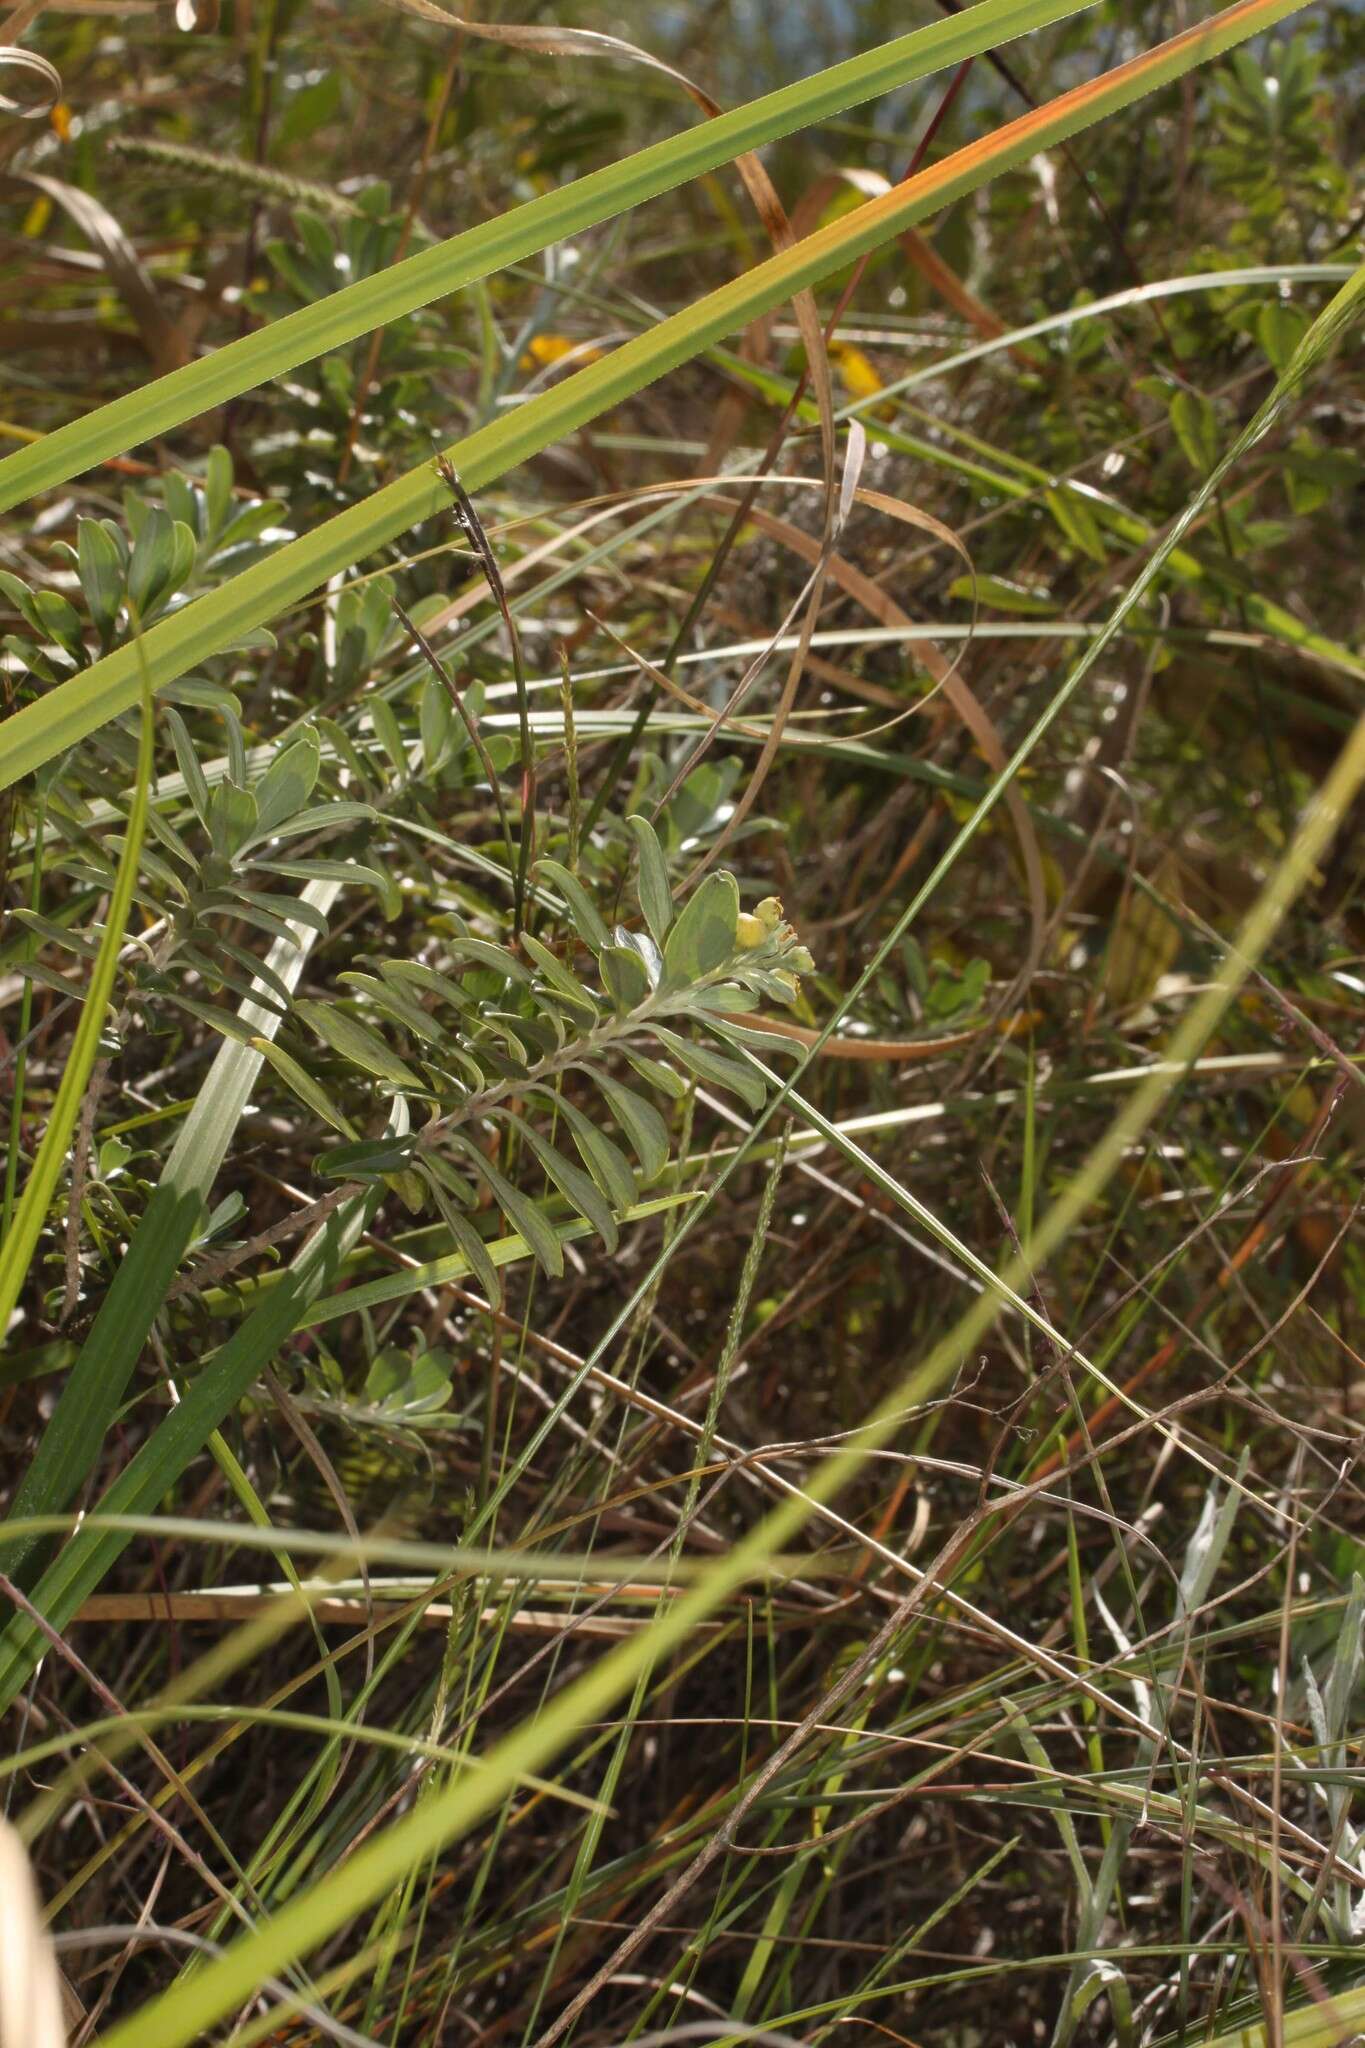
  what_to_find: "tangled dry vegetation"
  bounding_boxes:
[1,2,1364,2044]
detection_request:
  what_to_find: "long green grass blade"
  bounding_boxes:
[0,1187,693,1710]
[0,1177,380,1713]
[0,883,339,1587]
[0,0,1306,796]
[201,1190,696,1325]
[0,666,152,1334]
[1197,1982,1365,2047]
[0,0,1097,516]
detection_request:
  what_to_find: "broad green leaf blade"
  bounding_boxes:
[533,856,609,952]
[652,1024,768,1112]
[0,0,1100,516]
[590,1073,671,1184]
[626,814,674,942]
[294,999,422,1089]
[662,870,739,982]
[0,0,1307,797]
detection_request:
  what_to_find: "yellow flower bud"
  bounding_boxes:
[735,912,767,950]
[754,896,784,932]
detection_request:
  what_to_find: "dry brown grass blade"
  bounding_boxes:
[636,469,975,806]
[709,490,1049,975]
[67,1592,674,1638]
[742,1012,989,1062]
[389,0,844,869]
[678,426,870,888]
[587,611,771,744]
[0,0,45,37]
[1034,1073,1353,1479]
[790,166,1011,347]
[0,171,186,371]
[899,224,1009,343]
[433,454,537,933]
[382,0,836,488]
[0,38,57,122]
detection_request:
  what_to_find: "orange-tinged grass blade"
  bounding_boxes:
[0,0,1308,798]
[0,0,1102,514]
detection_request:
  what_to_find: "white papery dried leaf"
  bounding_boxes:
[0,1818,65,2048]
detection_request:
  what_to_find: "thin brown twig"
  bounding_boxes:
[394,594,518,878]
[433,455,537,935]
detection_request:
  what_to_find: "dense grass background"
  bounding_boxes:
[2,3,1365,2044]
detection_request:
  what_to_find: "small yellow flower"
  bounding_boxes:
[520,334,604,373]
[830,342,895,422]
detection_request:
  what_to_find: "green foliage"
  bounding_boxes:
[1206,36,1348,235]
[277,831,812,1276]
[1,4,1363,2046]
[0,446,284,694]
